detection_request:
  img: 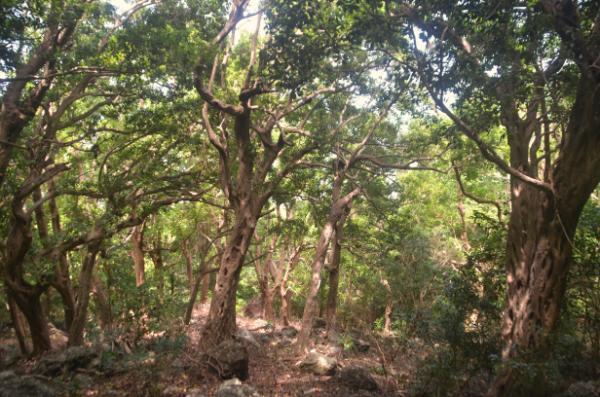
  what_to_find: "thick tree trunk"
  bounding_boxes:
[4,205,51,355]
[489,75,600,396]
[200,206,257,348]
[68,233,102,346]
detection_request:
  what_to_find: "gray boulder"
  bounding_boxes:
[34,346,97,376]
[299,352,337,376]
[0,370,62,397]
[236,329,260,348]
[216,378,262,397]
[205,340,249,380]
[339,366,378,391]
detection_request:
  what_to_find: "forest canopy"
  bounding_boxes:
[0,1,598,396]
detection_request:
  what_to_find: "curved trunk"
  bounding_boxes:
[4,209,51,355]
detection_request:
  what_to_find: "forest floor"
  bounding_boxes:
[0,304,426,396]
[92,304,417,396]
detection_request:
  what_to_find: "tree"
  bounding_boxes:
[193,1,342,347]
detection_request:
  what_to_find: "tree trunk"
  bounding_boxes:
[280,289,292,326]
[256,235,277,321]
[381,277,393,335]
[184,250,210,325]
[92,270,112,332]
[47,183,76,329]
[200,272,210,303]
[326,205,349,333]
[278,244,303,326]
[297,218,338,351]
[182,239,195,292]
[489,75,600,396]
[4,203,51,355]
[297,186,358,351]
[200,206,257,348]
[68,232,102,346]
[6,294,32,355]
[131,223,145,287]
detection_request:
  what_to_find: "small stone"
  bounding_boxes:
[298,352,337,376]
[216,378,262,397]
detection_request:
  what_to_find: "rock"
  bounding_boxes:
[561,381,600,397]
[205,339,249,380]
[252,319,269,329]
[339,366,378,391]
[236,329,260,348]
[34,346,97,376]
[299,352,337,376]
[216,378,262,397]
[281,326,298,338]
[0,370,62,397]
